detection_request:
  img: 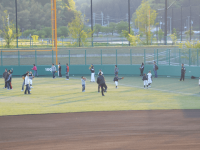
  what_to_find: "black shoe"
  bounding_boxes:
[102,94,105,96]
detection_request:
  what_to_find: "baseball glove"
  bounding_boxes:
[89,67,91,70]
[122,77,124,79]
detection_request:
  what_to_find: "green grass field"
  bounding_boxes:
[0,76,200,116]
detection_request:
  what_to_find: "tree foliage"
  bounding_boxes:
[68,13,93,47]
[135,0,157,45]
[1,10,21,48]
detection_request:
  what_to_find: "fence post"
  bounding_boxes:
[69,50,70,65]
[179,49,181,66]
[18,50,20,66]
[116,49,117,65]
[154,49,155,61]
[157,49,158,65]
[189,49,191,66]
[197,49,199,66]
[1,51,2,66]
[35,50,37,66]
[144,49,146,64]
[130,49,132,65]
[169,49,170,66]
[85,50,86,65]
[52,50,54,64]
[101,49,102,65]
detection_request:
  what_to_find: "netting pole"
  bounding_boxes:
[1,51,2,66]
[169,49,170,66]
[130,49,132,65]
[157,49,158,65]
[179,49,181,66]
[69,50,70,65]
[85,50,86,65]
[52,50,54,64]
[35,50,37,66]
[197,49,199,66]
[101,49,102,65]
[189,49,191,66]
[116,49,118,65]
[18,50,20,66]
[144,49,146,65]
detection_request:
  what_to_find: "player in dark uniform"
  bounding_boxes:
[58,63,62,77]
[97,72,107,96]
[139,62,144,76]
[180,63,186,81]
[142,73,148,89]
[97,70,103,93]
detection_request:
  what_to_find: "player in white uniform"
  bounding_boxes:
[199,77,200,86]
[147,70,152,87]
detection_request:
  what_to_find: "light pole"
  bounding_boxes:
[189,0,191,41]
[91,0,93,47]
[164,0,167,45]
[15,0,18,48]
[199,15,200,41]
[181,6,182,41]
[128,0,130,46]
[168,17,172,34]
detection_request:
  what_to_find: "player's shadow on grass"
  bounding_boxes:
[182,110,200,118]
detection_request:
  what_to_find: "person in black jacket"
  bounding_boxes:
[6,71,12,90]
[142,73,148,89]
[139,62,144,76]
[97,72,107,96]
[21,71,29,91]
[9,69,13,89]
[2,68,8,89]
[180,63,186,81]
[58,63,62,77]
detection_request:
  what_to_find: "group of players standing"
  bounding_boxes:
[82,65,123,96]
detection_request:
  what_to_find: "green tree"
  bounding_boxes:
[43,27,52,38]
[135,0,157,45]
[185,30,194,40]
[68,13,93,47]
[94,24,102,37]
[23,29,37,37]
[57,26,69,37]
[116,21,128,34]
[158,28,164,43]
[101,26,111,36]
[1,10,21,48]
[109,22,116,36]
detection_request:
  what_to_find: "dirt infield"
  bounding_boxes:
[0,110,200,150]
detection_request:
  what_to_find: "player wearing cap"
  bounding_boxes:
[147,70,152,87]
[142,73,148,89]
[89,64,95,82]
[113,75,124,89]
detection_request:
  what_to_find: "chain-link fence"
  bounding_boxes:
[0,48,200,66]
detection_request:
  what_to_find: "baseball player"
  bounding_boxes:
[113,75,124,88]
[142,73,148,89]
[89,64,95,82]
[147,70,152,87]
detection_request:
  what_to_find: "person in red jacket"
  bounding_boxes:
[32,64,38,77]
[66,63,69,80]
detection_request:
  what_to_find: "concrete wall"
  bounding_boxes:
[1,65,200,78]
